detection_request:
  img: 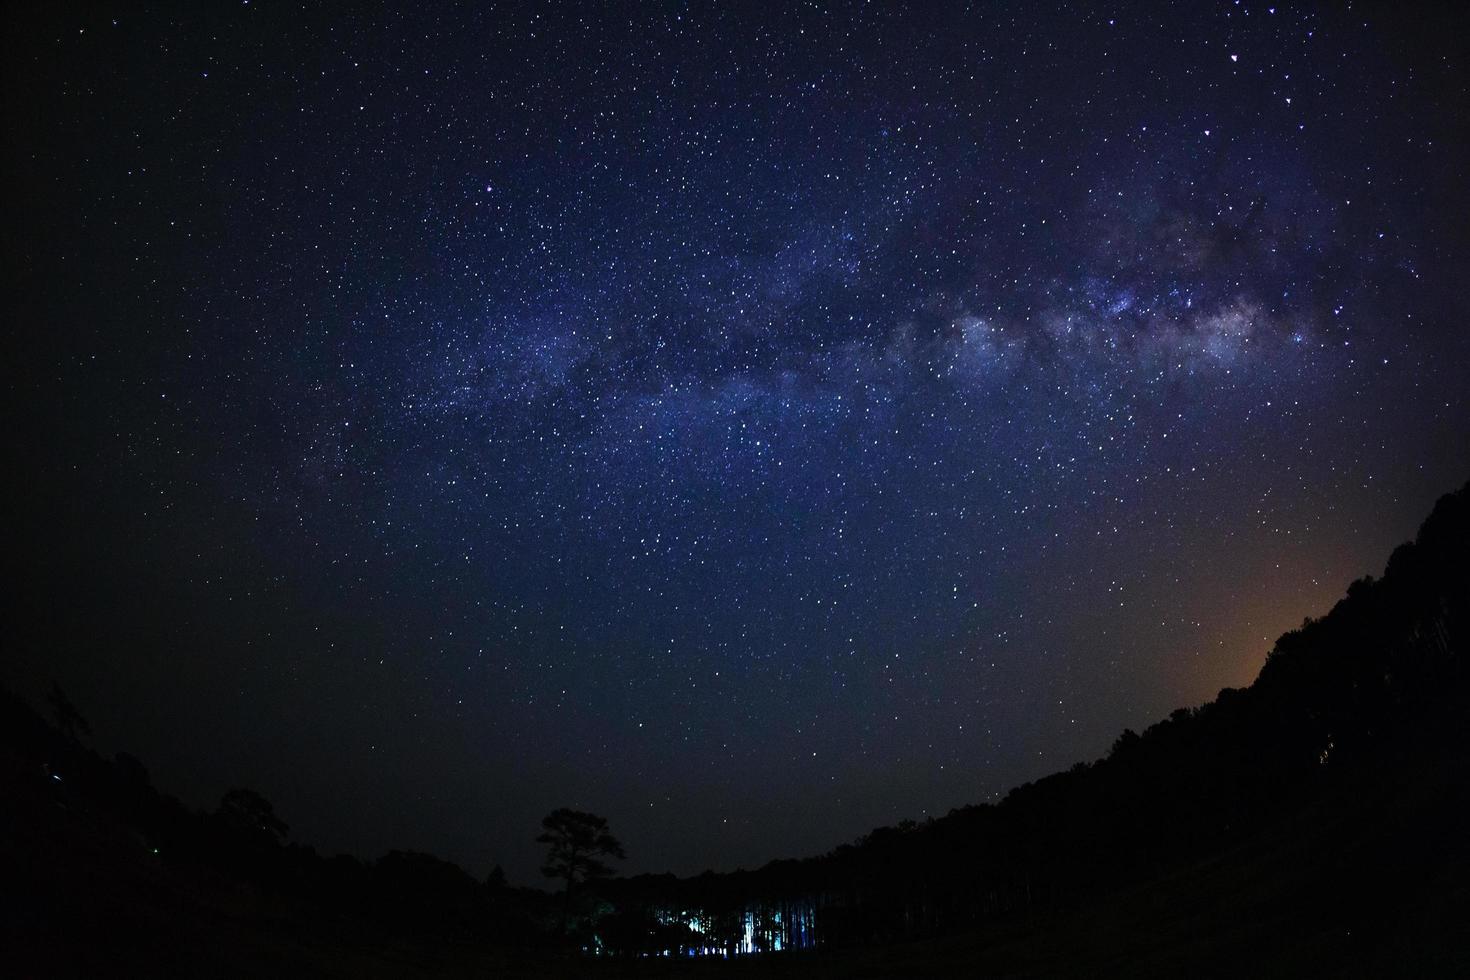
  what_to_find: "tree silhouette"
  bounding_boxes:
[537,808,625,892]
[47,682,91,742]
[217,787,288,842]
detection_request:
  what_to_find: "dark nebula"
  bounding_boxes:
[9,1,1469,884]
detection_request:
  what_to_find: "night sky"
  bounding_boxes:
[9,2,1469,885]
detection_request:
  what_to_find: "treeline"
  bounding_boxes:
[0,686,566,963]
[4,483,1466,968]
[593,481,1469,956]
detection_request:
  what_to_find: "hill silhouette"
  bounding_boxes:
[595,480,1470,972]
[3,482,1466,976]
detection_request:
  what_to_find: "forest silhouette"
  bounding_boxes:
[3,482,1467,976]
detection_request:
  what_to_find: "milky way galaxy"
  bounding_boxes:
[10,2,1470,882]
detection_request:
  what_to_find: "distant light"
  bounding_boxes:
[51,774,62,782]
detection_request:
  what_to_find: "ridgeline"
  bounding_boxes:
[5,483,1467,977]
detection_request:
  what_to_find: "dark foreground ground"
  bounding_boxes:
[8,723,1467,979]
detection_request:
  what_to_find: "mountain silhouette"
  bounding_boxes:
[3,482,1466,976]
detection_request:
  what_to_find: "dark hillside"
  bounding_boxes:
[4,483,1467,976]
[595,482,1469,969]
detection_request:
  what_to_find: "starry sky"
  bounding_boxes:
[8,1,1470,884]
